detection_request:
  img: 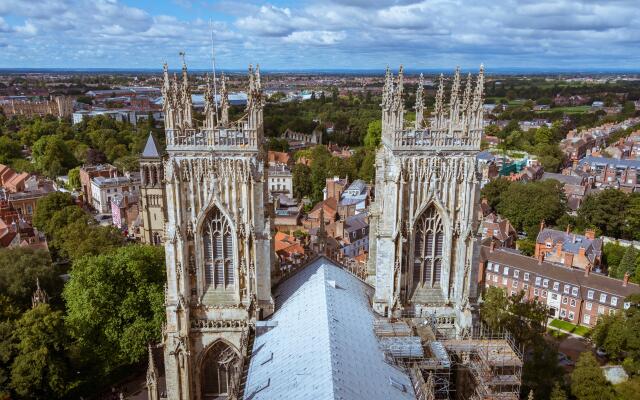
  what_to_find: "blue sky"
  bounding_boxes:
[0,0,639,70]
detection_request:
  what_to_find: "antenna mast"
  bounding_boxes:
[209,19,219,122]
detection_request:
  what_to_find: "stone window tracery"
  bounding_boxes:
[413,205,444,288]
[201,341,240,398]
[202,207,234,290]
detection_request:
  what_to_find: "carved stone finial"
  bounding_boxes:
[415,73,424,129]
[31,277,48,308]
[146,343,159,400]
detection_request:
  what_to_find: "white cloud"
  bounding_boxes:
[14,20,38,36]
[284,30,346,45]
[0,0,638,68]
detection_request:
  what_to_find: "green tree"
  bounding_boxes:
[67,167,80,190]
[480,177,512,211]
[363,119,382,148]
[63,245,165,373]
[113,155,139,173]
[617,246,639,281]
[56,221,124,261]
[0,248,59,309]
[0,136,21,164]
[32,192,74,234]
[31,135,77,178]
[577,189,630,238]
[292,163,312,200]
[603,242,626,278]
[496,180,566,238]
[9,304,74,399]
[550,381,567,400]
[571,352,614,400]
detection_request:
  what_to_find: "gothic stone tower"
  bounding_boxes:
[140,133,167,245]
[368,66,485,333]
[161,62,273,399]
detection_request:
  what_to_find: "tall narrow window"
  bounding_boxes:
[413,205,444,288]
[202,207,234,290]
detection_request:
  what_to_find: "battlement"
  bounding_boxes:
[389,127,482,152]
[382,65,485,153]
[162,60,264,154]
[166,126,259,151]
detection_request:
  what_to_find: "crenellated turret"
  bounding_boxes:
[163,61,264,151]
[381,65,485,151]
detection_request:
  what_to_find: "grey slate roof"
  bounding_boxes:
[142,133,162,158]
[536,228,602,263]
[243,257,416,400]
[579,155,640,169]
[344,213,368,233]
[541,172,583,186]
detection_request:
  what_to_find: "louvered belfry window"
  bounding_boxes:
[413,205,444,287]
[202,206,234,290]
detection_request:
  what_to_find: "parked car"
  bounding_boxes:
[596,347,608,357]
[557,352,575,366]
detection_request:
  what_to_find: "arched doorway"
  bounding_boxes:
[201,341,241,399]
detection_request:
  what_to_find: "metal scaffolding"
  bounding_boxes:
[443,326,523,400]
[374,318,523,400]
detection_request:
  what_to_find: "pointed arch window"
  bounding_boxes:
[413,205,444,288]
[202,207,234,290]
[202,341,241,398]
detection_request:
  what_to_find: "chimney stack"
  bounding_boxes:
[490,240,496,253]
[585,229,595,240]
[623,271,630,287]
[539,220,545,232]
[538,252,545,265]
[585,264,591,277]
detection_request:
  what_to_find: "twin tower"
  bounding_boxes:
[153,62,485,399]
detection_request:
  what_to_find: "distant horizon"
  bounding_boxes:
[1,66,640,76]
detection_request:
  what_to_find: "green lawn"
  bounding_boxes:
[539,106,592,114]
[549,319,591,337]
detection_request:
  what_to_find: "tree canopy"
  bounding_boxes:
[63,245,165,374]
[570,352,614,400]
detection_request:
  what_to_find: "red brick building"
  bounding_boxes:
[479,245,639,328]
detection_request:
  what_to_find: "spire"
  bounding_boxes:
[142,132,162,159]
[393,65,404,111]
[179,57,193,129]
[203,74,216,129]
[449,66,461,125]
[434,73,445,129]
[471,64,485,129]
[462,73,472,114]
[415,73,424,129]
[254,64,261,91]
[146,344,159,400]
[382,66,393,111]
[220,72,229,127]
[161,63,173,130]
[31,278,48,308]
